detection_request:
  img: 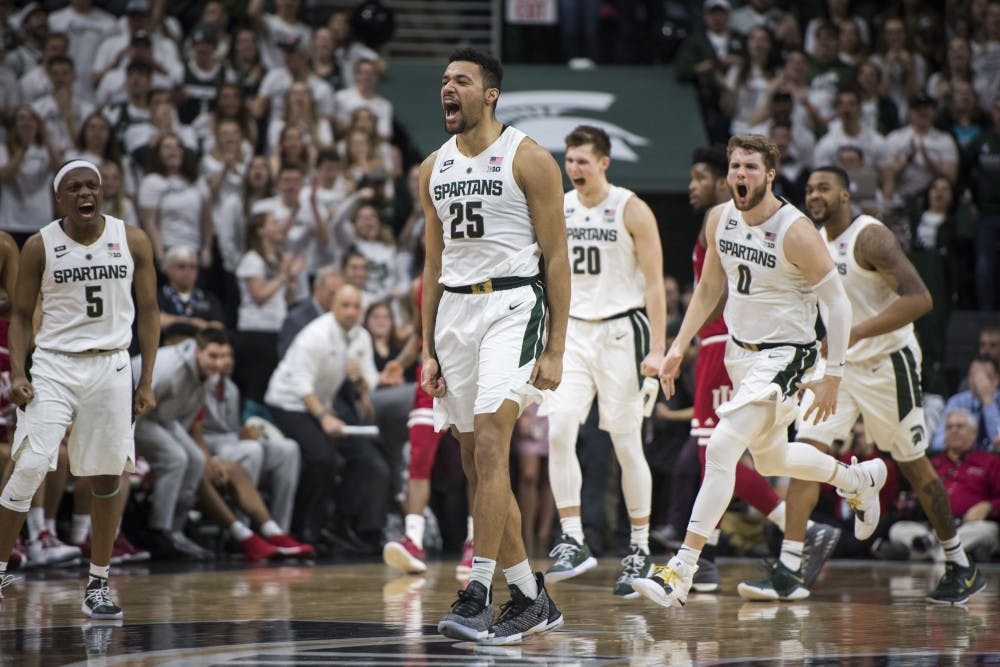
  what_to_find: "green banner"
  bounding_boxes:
[381,62,707,194]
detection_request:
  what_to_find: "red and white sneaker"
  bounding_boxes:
[455,538,474,576]
[242,533,279,562]
[383,536,427,574]
[8,538,28,570]
[113,533,150,563]
[28,530,81,567]
[266,533,316,558]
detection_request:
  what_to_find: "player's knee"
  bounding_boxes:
[0,448,51,512]
[751,447,786,477]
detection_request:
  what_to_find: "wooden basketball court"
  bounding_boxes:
[1,558,996,665]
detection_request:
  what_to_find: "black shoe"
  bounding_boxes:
[82,577,123,619]
[324,523,378,556]
[802,522,842,588]
[927,562,986,605]
[438,580,493,641]
[485,573,563,645]
[145,529,184,561]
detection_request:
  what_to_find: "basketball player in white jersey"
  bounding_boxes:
[541,125,664,596]
[420,48,569,644]
[739,166,985,604]
[0,160,159,619]
[632,135,888,608]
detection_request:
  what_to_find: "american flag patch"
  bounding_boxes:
[489,156,503,166]
[107,242,120,251]
[764,231,776,241]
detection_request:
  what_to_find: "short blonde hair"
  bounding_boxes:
[727,134,780,172]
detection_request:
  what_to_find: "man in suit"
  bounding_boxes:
[277,264,342,357]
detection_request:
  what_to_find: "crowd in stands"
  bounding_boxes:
[0,0,997,571]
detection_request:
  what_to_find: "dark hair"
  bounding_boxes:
[147,133,198,182]
[316,147,340,166]
[809,165,851,189]
[341,246,367,270]
[447,48,503,93]
[125,59,153,77]
[692,146,728,178]
[972,355,1000,375]
[161,322,200,343]
[835,84,861,105]
[727,134,781,171]
[564,125,611,158]
[196,326,231,348]
[75,112,121,162]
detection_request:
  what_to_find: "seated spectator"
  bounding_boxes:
[836,145,885,217]
[132,331,225,560]
[978,326,1000,368]
[158,246,226,332]
[341,247,372,311]
[366,300,415,386]
[278,264,343,357]
[932,358,1000,452]
[889,408,1000,563]
[265,285,389,550]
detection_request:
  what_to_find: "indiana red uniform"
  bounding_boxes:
[407,280,443,481]
[691,237,780,516]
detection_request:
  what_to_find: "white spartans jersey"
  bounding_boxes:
[715,200,818,345]
[429,126,540,286]
[35,216,135,353]
[564,185,644,319]
[823,215,919,362]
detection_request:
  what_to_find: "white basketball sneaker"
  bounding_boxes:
[837,457,888,540]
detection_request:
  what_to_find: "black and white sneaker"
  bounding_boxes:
[438,580,493,641]
[82,577,123,620]
[485,573,563,645]
[802,522,842,588]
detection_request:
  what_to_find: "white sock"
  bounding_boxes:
[89,563,110,581]
[466,515,474,542]
[560,516,585,544]
[630,523,650,553]
[676,544,700,569]
[470,556,496,593]
[26,508,44,542]
[71,514,92,545]
[44,518,56,536]
[405,513,425,548]
[830,460,861,494]
[767,502,787,532]
[229,521,254,543]
[940,536,970,568]
[780,539,804,572]
[260,520,282,538]
[503,559,538,600]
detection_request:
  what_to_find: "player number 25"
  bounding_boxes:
[448,201,485,239]
[85,285,104,318]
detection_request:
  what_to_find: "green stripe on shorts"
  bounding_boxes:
[890,350,914,420]
[771,345,818,397]
[519,282,546,367]
[628,311,650,389]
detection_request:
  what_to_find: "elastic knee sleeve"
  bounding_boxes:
[547,412,583,509]
[609,431,651,519]
[0,449,51,512]
[408,424,442,481]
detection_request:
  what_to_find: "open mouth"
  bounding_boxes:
[78,202,96,216]
[736,184,748,198]
[572,178,585,187]
[443,100,460,120]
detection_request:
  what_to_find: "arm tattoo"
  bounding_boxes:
[855,224,927,296]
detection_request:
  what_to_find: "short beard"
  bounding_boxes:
[732,182,767,211]
[445,118,467,135]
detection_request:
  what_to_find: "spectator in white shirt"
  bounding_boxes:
[333,58,393,140]
[47,0,116,102]
[90,0,182,95]
[267,81,334,155]
[17,31,67,104]
[253,35,334,123]
[247,0,312,72]
[30,55,93,154]
[0,105,59,243]
[884,92,959,204]
[813,86,891,181]
[264,284,389,548]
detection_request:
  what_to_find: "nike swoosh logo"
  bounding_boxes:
[615,334,627,340]
[871,366,881,373]
[55,251,69,258]
[509,302,524,310]
[964,574,978,587]
[768,352,782,359]
[116,364,127,372]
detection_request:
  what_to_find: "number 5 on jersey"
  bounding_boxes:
[85,285,103,318]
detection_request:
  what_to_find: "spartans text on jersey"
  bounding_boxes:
[52,264,129,284]
[432,179,503,200]
[718,239,777,268]
[567,227,618,242]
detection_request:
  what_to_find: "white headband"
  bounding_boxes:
[53,160,102,193]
